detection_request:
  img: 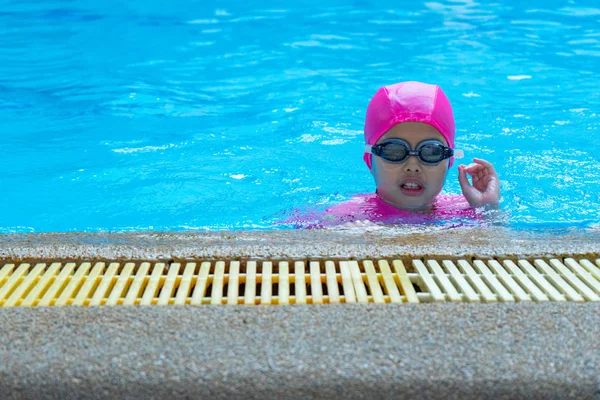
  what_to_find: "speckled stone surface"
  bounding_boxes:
[1,303,599,400]
[1,227,599,261]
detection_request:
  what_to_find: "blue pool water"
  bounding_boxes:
[1,0,599,232]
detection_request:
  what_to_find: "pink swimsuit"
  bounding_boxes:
[286,193,480,229]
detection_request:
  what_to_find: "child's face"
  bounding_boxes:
[370,122,449,211]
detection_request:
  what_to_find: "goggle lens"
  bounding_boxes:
[419,144,444,163]
[379,142,409,161]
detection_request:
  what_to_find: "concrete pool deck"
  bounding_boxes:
[1,303,599,399]
[1,227,599,399]
[2,226,600,260]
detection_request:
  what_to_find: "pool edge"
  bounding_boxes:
[1,227,599,261]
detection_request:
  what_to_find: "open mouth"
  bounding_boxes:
[399,180,425,196]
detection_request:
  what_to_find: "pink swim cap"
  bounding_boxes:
[363,81,456,169]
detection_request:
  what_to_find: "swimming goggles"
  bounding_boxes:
[364,139,464,166]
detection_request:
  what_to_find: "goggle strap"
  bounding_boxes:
[364,144,373,154]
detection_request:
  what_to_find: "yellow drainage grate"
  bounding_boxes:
[1,257,599,307]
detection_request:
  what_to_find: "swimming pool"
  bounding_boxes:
[1,0,599,232]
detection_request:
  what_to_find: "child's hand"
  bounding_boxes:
[458,158,500,208]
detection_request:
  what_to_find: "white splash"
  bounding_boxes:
[298,134,320,143]
[187,19,219,24]
[322,127,362,136]
[191,41,215,46]
[112,142,184,154]
[322,139,348,145]
[507,75,532,80]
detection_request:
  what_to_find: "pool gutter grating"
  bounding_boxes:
[1,257,599,307]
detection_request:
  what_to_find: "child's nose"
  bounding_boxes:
[403,156,421,173]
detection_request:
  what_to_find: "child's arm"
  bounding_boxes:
[457,158,500,209]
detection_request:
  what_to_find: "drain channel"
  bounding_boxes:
[1,257,599,307]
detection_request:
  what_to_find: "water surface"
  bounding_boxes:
[1,0,599,232]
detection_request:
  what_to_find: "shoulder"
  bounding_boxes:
[433,194,478,217]
[325,193,378,216]
[434,194,470,207]
[315,193,385,224]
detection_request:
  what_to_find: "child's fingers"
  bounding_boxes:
[457,165,471,191]
[475,169,489,182]
[472,173,489,188]
[473,158,497,175]
[458,166,482,207]
[467,167,494,191]
[466,166,487,176]
[458,167,489,189]
[465,166,487,182]
[463,162,480,169]
[463,163,485,174]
